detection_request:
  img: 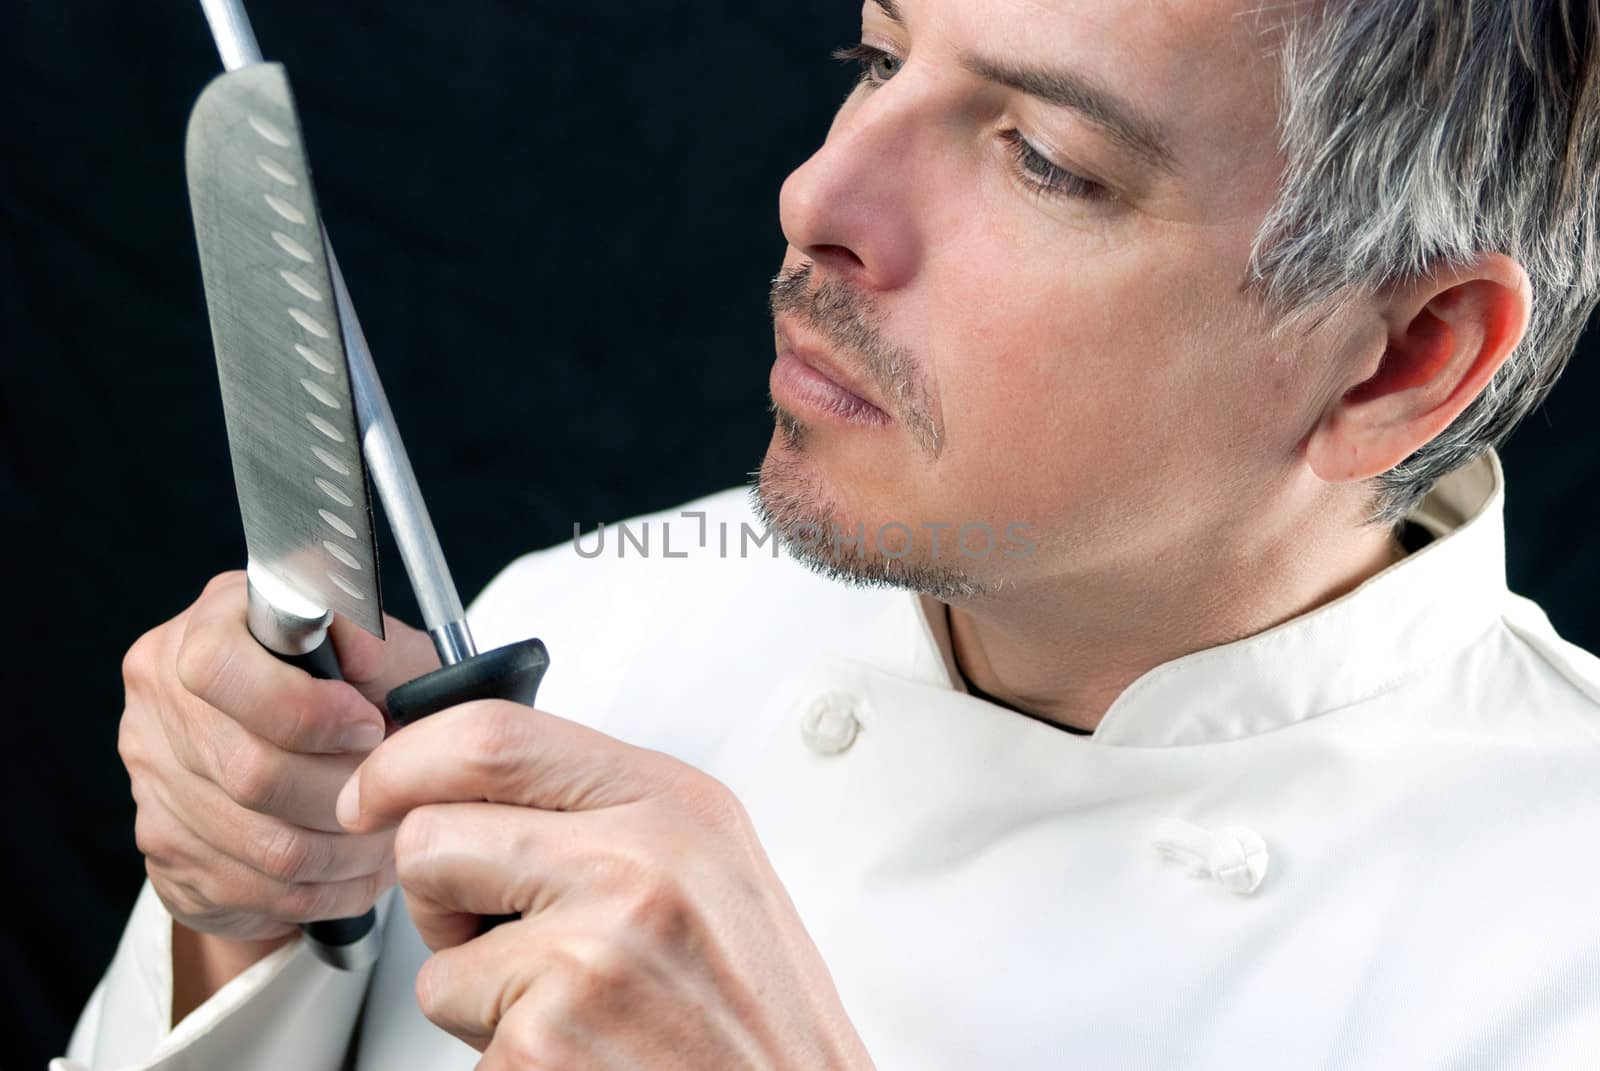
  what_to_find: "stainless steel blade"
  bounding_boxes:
[185,63,384,637]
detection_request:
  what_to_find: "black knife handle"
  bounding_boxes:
[283,637,385,970]
[265,632,387,970]
[242,571,386,971]
[255,634,387,969]
[279,633,343,681]
[386,637,550,934]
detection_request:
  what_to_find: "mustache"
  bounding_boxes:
[768,263,943,457]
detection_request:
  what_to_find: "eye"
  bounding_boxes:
[999,129,1110,201]
[833,43,904,87]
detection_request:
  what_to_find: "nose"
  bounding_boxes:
[778,88,925,291]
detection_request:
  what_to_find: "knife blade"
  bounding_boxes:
[186,62,385,639]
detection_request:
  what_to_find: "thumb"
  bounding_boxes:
[329,612,442,711]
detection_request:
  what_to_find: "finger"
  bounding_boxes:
[414,911,631,1061]
[142,779,397,926]
[476,998,599,1071]
[164,701,368,830]
[340,701,682,833]
[327,612,442,711]
[165,763,395,884]
[137,782,295,942]
[176,574,385,754]
[468,931,648,1071]
[412,915,533,1052]
[394,802,579,952]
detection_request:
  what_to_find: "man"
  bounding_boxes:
[59,0,1600,1068]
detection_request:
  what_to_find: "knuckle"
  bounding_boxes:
[393,807,444,881]
[353,866,391,909]
[546,937,628,1012]
[674,770,748,834]
[500,1008,570,1070]
[217,736,283,812]
[463,703,526,774]
[271,689,325,752]
[620,869,691,943]
[116,706,147,771]
[584,846,649,894]
[501,1030,553,1070]
[174,625,236,706]
[285,870,382,923]
[200,570,246,600]
[280,880,333,921]
[413,956,451,1024]
[120,627,162,692]
[150,868,207,922]
[681,778,742,832]
[186,868,236,919]
[259,826,316,883]
[133,809,178,866]
[255,676,342,754]
[163,702,217,782]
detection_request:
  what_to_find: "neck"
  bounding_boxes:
[946,509,1404,734]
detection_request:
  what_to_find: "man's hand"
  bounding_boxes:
[338,701,875,1070]
[118,571,440,1012]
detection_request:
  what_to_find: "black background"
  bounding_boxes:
[3,2,1594,1064]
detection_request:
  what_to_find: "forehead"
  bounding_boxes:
[899,0,1285,186]
[918,0,1272,72]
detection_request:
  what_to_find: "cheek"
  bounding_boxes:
[919,233,1290,525]
[921,260,1155,500]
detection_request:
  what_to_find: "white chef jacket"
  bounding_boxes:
[58,453,1600,1070]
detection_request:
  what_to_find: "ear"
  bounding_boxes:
[1306,254,1532,484]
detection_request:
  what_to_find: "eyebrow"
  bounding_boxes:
[962,54,1176,173]
[868,0,1177,175]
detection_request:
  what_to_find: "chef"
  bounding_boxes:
[60,0,1600,1068]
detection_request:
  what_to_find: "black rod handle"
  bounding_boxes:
[385,637,548,725]
[386,637,549,934]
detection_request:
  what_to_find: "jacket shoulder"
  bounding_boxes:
[1500,592,1600,724]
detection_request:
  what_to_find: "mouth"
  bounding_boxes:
[770,320,892,429]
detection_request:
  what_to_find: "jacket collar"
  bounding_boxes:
[909,453,1507,748]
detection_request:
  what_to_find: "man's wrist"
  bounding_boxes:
[170,922,296,1027]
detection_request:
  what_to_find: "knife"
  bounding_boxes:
[185,1,549,970]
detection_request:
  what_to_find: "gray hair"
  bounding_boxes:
[1251,0,1600,520]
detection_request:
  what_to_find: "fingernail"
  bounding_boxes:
[336,774,361,829]
[339,721,385,752]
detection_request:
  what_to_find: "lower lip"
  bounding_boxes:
[770,350,891,428]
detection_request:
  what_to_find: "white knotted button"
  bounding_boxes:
[1152,818,1270,895]
[801,693,862,755]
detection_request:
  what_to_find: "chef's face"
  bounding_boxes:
[759,0,1341,596]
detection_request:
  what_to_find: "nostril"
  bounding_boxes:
[810,243,867,275]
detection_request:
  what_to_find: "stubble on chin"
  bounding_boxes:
[749,449,990,600]
[770,398,809,453]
